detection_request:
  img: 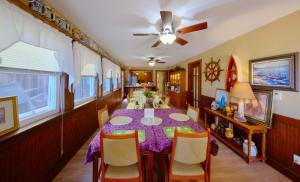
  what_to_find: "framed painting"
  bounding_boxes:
[244,90,273,129]
[0,96,19,136]
[215,89,228,109]
[249,52,298,91]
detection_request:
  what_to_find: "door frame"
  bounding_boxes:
[187,60,202,107]
[155,70,168,94]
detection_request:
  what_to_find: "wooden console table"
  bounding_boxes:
[204,107,267,164]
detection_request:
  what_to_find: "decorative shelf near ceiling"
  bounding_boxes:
[225,56,238,91]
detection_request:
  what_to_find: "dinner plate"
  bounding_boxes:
[169,113,190,121]
[141,117,162,126]
[110,116,133,125]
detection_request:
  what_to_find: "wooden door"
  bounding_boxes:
[121,70,124,98]
[188,60,202,108]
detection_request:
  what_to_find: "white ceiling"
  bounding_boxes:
[48,0,300,68]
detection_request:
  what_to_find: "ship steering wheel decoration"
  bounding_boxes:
[203,58,224,85]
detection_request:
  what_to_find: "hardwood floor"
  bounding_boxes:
[53,100,291,182]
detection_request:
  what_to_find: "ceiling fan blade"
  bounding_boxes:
[177,22,208,34]
[133,33,159,36]
[160,11,173,29]
[156,59,166,63]
[151,40,161,47]
[175,36,188,46]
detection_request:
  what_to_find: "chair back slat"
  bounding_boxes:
[101,131,139,167]
[103,138,138,166]
[98,105,109,128]
[187,105,199,123]
[174,136,208,164]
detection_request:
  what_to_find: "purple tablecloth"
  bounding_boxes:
[86,109,218,163]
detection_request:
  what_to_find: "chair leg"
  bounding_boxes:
[98,166,101,180]
[205,172,210,182]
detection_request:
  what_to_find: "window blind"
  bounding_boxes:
[0,41,59,72]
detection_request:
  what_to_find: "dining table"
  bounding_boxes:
[86,108,219,182]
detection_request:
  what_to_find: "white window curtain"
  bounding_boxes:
[0,0,74,87]
[115,64,121,80]
[102,58,115,93]
[115,64,121,89]
[102,58,115,80]
[102,58,120,91]
[73,42,102,86]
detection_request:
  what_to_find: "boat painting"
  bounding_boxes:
[252,59,290,87]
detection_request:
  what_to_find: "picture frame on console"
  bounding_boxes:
[249,52,298,91]
[215,89,228,109]
[0,96,19,136]
[244,90,273,129]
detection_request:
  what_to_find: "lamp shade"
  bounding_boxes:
[229,82,255,100]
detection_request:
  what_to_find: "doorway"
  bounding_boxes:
[156,71,168,96]
[121,70,124,98]
[188,60,202,108]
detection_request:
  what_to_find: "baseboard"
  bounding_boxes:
[267,157,300,182]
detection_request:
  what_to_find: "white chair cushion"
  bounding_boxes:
[101,110,109,125]
[172,161,204,176]
[103,138,138,166]
[187,108,198,122]
[105,163,139,179]
[174,137,208,164]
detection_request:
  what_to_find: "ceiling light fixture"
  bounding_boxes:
[148,60,155,66]
[160,29,176,45]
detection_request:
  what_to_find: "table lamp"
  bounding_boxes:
[229,82,255,121]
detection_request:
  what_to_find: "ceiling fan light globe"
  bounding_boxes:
[148,61,155,66]
[160,33,176,44]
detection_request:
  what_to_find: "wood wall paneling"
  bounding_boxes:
[0,116,61,181]
[0,89,122,181]
[199,95,300,181]
[267,114,300,181]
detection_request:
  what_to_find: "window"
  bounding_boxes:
[0,42,60,126]
[0,70,59,125]
[103,77,112,95]
[113,77,118,90]
[74,76,96,105]
[103,69,112,95]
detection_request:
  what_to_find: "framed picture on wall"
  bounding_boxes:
[249,52,298,91]
[0,96,19,136]
[244,90,273,129]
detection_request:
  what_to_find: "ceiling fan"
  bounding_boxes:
[147,57,166,66]
[133,11,208,47]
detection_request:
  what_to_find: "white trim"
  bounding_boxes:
[102,91,111,96]
[74,96,96,108]
[20,108,59,127]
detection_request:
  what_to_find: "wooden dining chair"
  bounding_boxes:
[187,104,200,124]
[98,105,109,129]
[168,128,211,182]
[100,130,142,182]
